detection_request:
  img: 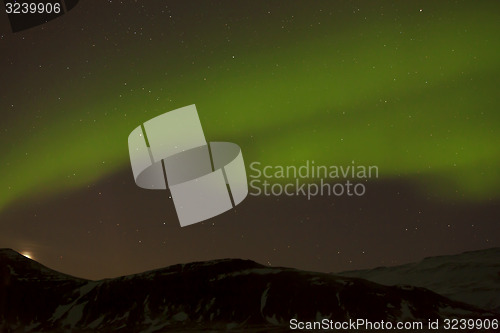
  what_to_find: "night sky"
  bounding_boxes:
[0,0,499,280]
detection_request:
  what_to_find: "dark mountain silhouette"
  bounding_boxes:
[0,249,498,332]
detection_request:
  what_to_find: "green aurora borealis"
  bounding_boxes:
[1,0,500,213]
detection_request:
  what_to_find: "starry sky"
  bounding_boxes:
[0,0,499,280]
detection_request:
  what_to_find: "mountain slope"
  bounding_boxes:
[337,247,500,313]
[0,249,498,332]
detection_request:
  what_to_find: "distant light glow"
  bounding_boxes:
[21,251,33,259]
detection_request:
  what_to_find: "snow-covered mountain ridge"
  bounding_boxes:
[337,247,500,313]
[0,248,498,332]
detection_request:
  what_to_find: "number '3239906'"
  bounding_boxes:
[5,2,61,14]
